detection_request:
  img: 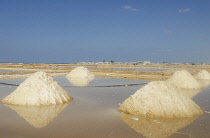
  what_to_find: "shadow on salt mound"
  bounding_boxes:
[166,70,201,89]
[4,102,70,128]
[66,66,94,79]
[1,71,72,106]
[120,113,199,138]
[119,81,203,118]
[194,70,210,80]
[67,77,94,86]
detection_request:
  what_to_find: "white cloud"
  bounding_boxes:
[122,5,140,12]
[123,5,132,9]
[178,8,191,13]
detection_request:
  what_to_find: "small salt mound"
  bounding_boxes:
[1,71,72,106]
[194,70,210,80]
[66,66,94,79]
[166,70,201,89]
[119,81,203,118]
[4,103,69,128]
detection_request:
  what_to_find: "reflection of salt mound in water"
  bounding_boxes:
[194,70,210,80]
[67,77,93,86]
[2,71,72,106]
[180,88,202,98]
[166,70,201,89]
[4,103,69,128]
[119,81,203,118]
[197,79,210,88]
[66,66,94,79]
[120,113,198,138]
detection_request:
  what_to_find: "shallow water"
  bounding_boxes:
[0,70,22,73]
[111,68,177,71]
[0,77,209,137]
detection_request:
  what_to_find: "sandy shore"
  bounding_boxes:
[0,63,209,80]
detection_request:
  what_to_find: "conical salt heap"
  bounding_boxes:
[166,70,201,89]
[194,70,210,80]
[119,81,203,118]
[120,113,198,138]
[66,66,94,79]
[4,103,69,128]
[1,71,72,106]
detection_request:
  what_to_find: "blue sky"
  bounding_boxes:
[0,0,210,63]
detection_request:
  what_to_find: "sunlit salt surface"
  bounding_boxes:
[0,77,209,137]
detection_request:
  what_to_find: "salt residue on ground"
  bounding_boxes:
[119,81,203,118]
[66,66,94,79]
[194,70,210,80]
[1,71,72,106]
[166,70,201,89]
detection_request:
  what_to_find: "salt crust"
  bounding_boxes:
[2,71,72,106]
[119,81,203,118]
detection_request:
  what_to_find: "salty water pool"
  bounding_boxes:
[0,77,209,137]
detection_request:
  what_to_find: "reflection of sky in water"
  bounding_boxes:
[108,68,179,71]
[54,77,148,87]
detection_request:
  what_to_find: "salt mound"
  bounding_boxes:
[194,70,210,80]
[120,113,198,138]
[166,70,201,89]
[1,71,72,106]
[119,81,203,118]
[4,103,69,128]
[66,66,94,79]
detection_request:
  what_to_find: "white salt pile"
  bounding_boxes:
[66,66,94,79]
[5,103,69,128]
[119,81,203,118]
[166,70,201,89]
[1,71,72,106]
[194,70,210,80]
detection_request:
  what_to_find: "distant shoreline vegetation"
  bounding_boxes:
[0,61,208,65]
